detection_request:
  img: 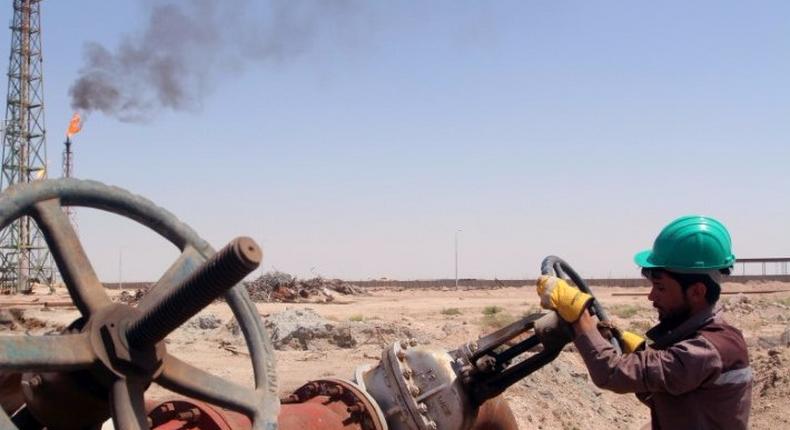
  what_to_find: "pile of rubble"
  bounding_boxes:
[177,308,425,352]
[752,347,790,413]
[245,271,365,303]
[209,308,422,351]
[721,293,756,314]
[263,308,356,350]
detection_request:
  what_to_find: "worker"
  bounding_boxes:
[536,215,752,429]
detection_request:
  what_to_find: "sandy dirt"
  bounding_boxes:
[2,281,789,429]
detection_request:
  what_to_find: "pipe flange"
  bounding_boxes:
[283,378,387,430]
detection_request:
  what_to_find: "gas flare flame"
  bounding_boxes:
[66,112,82,138]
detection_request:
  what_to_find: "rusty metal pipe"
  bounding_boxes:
[279,401,362,430]
[147,397,381,430]
[147,395,519,430]
[127,237,261,348]
[147,399,251,430]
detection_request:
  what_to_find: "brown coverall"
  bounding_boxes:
[574,306,752,429]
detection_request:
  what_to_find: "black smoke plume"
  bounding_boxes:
[69,0,359,122]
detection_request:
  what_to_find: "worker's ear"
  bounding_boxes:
[685,282,707,305]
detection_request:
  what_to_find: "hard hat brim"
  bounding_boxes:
[634,249,659,268]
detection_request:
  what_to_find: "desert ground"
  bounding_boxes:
[2,280,789,429]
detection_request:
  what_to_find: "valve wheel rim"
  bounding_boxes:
[540,255,623,354]
[0,178,278,430]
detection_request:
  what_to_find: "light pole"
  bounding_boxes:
[118,247,123,290]
[455,229,462,288]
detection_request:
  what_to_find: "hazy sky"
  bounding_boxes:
[2,1,788,281]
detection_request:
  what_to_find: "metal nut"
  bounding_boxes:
[325,386,343,397]
[400,339,409,349]
[176,408,201,423]
[28,374,42,388]
[347,402,365,414]
[409,338,418,347]
[426,420,438,430]
[397,350,407,360]
[417,402,428,413]
[402,368,412,379]
[409,385,420,396]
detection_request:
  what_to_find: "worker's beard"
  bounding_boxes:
[656,300,692,329]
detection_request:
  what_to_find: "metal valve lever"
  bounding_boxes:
[454,311,573,404]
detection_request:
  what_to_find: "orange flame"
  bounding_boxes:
[66,113,82,138]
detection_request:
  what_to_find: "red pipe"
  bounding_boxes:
[147,399,251,430]
[147,397,371,430]
[147,392,518,430]
[279,399,363,430]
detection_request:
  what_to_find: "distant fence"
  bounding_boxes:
[352,275,790,289]
[103,282,151,290]
[735,258,790,276]
[102,275,790,291]
[351,278,653,289]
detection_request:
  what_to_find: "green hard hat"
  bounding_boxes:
[634,215,736,272]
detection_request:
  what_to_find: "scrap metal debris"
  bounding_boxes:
[0,308,59,332]
[116,288,148,305]
[245,271,365,302]
[109,272,364,305]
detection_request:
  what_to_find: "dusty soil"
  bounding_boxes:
[2,281,789,429]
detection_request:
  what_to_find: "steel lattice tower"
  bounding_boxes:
[0,0,53,293]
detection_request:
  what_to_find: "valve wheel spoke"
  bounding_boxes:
[135,245,206,316]
[30,199,110,316]
[157,353,259,417]
[0,333,95,372]
[0,179,279,429]
[110,377,149,430]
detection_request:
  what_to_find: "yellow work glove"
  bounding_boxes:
[619,330,646,353]
[597,321,646,353]
[536,275,593,323]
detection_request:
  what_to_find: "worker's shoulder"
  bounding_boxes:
[661,332,719,358]
[697,316,750,369]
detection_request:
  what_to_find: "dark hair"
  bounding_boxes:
[641,267,730,304]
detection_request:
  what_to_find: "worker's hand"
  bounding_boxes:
[597,321,646,353]
[536,275,593,323]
